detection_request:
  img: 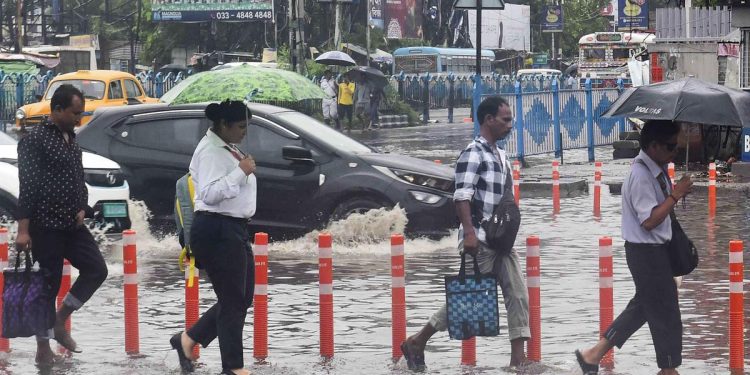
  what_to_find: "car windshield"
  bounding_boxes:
[275,111,374,154]
[45,80,106,100]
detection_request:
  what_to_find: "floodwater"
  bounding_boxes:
[1,123,748,374]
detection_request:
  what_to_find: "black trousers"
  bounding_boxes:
[30,225,108,334]
[187,212,254,370]
[338,104,353,124]
[604,242,682,369]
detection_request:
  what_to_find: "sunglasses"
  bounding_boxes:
[662,142,678,152]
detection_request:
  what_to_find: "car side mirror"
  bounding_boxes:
[126,97,142,105]
[282,146,314,163]
[35,94,42,102]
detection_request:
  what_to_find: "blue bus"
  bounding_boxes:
[392,47,495,75]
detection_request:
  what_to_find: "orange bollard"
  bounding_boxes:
[0,228,8,352]
[56,259,72,353]
[729,240,744,371]
[552,161,560,214]
[526,236,541,361]
[668,162,676,190]
[461,337,476,366]
[594,162,602,216]
[123,230,139,355]
[391,234,406,361]
[513,160,521,207]
[253,232,269,361]
[708,162,716,216]
[319,233,334,359]
[184,258,200,359]
[599,237,614,367]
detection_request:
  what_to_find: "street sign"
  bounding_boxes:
[532,53,548,65]
[742,128,750,162]
[454,0,505,10]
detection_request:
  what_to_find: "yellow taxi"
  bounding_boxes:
[15,70,159,129]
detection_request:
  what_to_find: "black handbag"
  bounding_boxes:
[480,162,521,254]
[668,217,699,276]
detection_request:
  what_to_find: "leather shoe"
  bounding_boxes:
[170,332,195,373]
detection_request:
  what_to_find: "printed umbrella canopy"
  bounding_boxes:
[160,65,327,105]
[601,77,750,127]
[315,51,356,66]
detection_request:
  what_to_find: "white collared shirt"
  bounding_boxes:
[320,78,337,99]
[190,129,257,219]
[621,150,672,244]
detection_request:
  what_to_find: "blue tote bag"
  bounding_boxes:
[445,253,500,340]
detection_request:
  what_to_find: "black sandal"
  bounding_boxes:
[575,349,599,375]
[170,332,195,373]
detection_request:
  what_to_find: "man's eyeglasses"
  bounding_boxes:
[662,142,678,152]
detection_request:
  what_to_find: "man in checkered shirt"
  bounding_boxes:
[400,96,530,371]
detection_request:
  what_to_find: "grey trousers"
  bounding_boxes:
[429,242,531,340]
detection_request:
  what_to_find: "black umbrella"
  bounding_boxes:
[315,51,356,66]
[350,66,389,89]
[601,77,750,127]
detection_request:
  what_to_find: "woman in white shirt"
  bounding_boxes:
[170,100,257,375]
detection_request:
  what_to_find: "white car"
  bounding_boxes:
[0,132,131,234]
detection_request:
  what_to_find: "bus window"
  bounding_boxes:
[583,48,606,60]
[612,48,632,60]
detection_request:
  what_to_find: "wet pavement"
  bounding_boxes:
[1,123,748,374]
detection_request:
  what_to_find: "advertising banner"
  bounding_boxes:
[384,0,423,39]
[152,0,274,22]
[466,4,530,50]
[370,0,384,28]
[617,0,648,29]
[541,5,563,33]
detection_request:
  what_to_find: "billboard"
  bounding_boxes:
[541,5,563,33]
[370,0,384,29]
[466,4,531,51]
[384,0,423,39]
[152,0,274,22]
[617,0,648,29]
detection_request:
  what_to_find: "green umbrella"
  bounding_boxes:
[160,64,327,104]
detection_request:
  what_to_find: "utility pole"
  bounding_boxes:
[365,0,370,65]
[15,0,23,52]
[333,0,340,50]
[41,0,47,44]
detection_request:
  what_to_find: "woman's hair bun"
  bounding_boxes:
[205,102,222,122]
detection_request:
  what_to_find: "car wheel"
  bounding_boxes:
[331,197,390,221]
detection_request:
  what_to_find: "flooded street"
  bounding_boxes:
[1,123,748,374]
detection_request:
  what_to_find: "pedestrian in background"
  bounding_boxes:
[16,84,108,364]
[354,74,372,128]
[576,120,692,375]
[338,75,355,131]
[366,86,387,131]
[320,70,340,129]
[400,96,530,371]
[170,100,257,375]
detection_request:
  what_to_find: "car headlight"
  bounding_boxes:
[15,109,25,120]
[373,166,454,193]
[409,190,442,204]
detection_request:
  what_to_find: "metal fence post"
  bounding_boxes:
[397,71,405,102]
[447,73,455,124]
[472,74,482,138]
[585,78,595,162]
[422,73,430,124]
[552,79,562,158]
[617,78,626,134]
[515,81,525,165]
[155,72,164,98]
[16,75,24,110]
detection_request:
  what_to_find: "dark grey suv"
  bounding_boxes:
[76,103,457,238]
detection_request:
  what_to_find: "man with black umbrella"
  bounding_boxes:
[575,120,693,375]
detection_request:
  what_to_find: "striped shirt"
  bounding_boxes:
[453,136,511,243]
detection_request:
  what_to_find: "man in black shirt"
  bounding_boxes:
[16,84,108,364]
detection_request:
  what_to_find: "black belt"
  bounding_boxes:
[195,211,247,224]
[625,241,667,248]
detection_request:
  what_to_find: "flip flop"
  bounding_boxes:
[170,332,195,373]
[400,341,426,372]
[575,349,599,375]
